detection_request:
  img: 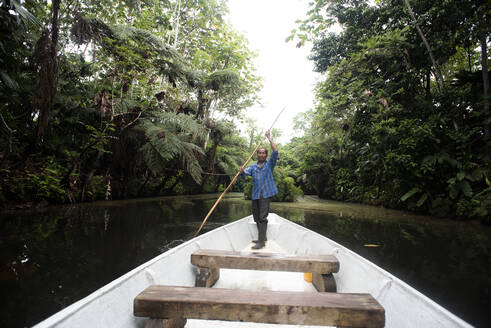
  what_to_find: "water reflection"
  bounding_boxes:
[0,194,489,327]
[0,195,250,328]
[271,205,491,328]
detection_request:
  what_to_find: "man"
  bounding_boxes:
[239,130,278,249]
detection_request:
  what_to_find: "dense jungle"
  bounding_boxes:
[0,0,489,222]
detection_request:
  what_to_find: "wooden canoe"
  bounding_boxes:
[34,214,472,327]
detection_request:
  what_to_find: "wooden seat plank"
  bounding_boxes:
[134,285,385,328]
[191,249,339,273]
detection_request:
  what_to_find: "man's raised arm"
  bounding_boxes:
[266,130,277,152]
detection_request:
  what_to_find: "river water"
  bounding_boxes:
[0,193,489,327]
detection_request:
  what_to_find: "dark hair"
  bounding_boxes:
[258,148,268,156]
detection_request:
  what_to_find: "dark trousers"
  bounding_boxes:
[252,197,270,224]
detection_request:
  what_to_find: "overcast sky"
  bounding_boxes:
[227,0,321,144]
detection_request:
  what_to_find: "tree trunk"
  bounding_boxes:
[207,141,218,173]
[197,89,206,120]
[403,0,444,91]
[480,34,489,136]
[35,0,61,143]
[425,68,431,99]
[80,147,104,202]
[173,0,181,48]
[466,44,472,72]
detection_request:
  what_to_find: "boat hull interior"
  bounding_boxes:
[34,214,472,328]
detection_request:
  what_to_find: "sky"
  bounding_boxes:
[226,0,322,144]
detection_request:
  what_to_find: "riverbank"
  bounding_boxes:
[2,192,486,230]
[0,192,244,213]
[272,195,485,226]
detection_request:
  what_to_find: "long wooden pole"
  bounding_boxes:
[194,107,286,236]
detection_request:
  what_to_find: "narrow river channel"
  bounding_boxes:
[1,193,489,327]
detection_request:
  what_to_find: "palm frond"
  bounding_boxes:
[214,151,242,173]
[71,16,208,89]
[10,0,41,27]
[205,69,239,91]
[0,71,19,90]
[138,112,207,183]
[179,141,205,183]
[141,142,167,175]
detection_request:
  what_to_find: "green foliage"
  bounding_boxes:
[272,172,304,202]
[0,0,263,205]
[83,175,109,201]
[243,168,303,203]
[201,179,218,193]
[3,159,67,203]
[205,69,240,91]
[243,176,252,199]
[138,112,207,184]
[288,0,491,221]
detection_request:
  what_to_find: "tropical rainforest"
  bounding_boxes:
[0,0,489,222]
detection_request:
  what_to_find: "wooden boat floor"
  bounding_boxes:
[185,241,335,328]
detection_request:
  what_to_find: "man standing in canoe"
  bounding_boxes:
[239,130,278,249]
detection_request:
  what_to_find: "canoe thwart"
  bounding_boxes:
[195,267,219,288]
[312,273,337,292]
[191,249,340,273]
[134,285,385,328]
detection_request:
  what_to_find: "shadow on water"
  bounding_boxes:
[0,193,489,327]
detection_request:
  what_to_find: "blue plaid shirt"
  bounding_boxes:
[240,150,279,200]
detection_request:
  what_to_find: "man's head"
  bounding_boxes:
[257,147,268,163]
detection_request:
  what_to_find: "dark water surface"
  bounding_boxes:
[1,194,489,327]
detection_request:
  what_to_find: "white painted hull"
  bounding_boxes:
[34,214,473,328]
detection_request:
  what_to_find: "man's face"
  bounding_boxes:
[257,148,267,162]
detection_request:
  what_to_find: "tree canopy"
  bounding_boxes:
[288,0,490,221]
[0,0,265,204]
[1,0,489,222]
